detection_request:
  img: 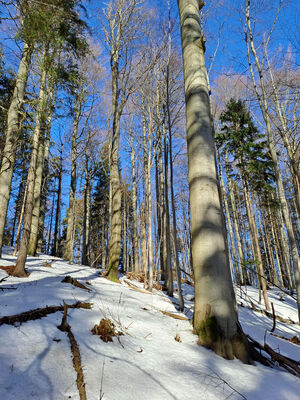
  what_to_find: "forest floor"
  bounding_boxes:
[0,247,299,400]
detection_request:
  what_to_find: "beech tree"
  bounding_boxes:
[177,0,251,361]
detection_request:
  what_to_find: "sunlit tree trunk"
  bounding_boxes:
[64,92,82,262]
[177,0,251,361]
[0,43,32,257]
[12,50,47,276]
[246,0,300,322]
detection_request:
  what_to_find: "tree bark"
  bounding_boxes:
[12,50,47,277]
[177,0,251,362]
[0,43,32,257]
[64,92,81,262]
[246,0,300,323]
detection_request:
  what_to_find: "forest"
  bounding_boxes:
[0,0,299,399]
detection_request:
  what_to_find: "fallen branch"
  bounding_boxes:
[123,279,153,295]
[62,276,91,292]
[270,332,300,346]
[0,301,92,326]
[159,310,189,321]
[247,334,300,377]
[270,302,276,333]
[58,303,87,400]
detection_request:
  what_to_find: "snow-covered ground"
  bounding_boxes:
[0,248,299,400]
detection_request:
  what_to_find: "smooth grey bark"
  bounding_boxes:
[177,0,251,361]
[0,43,32,257]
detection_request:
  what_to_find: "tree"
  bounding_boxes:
[217,98,275,311]
[177,0,251,362]
[11,0,88,276]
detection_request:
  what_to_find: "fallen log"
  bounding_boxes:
[62,276,91,292]
[0,301,92,326]
[247,334,300,377]
[58,303,87,400]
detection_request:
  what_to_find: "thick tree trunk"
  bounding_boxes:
[12,53,47,277]
[107,99,122,281]
[0,43,32,257]
[177,0,251,362]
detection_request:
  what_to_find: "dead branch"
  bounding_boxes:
[159,310,189,321]
[0,301,92,326]
[61,275,91,292]
[247,334,300,377]
[123,278,153,295]
[58,303,87,400]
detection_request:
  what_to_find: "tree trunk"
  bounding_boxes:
[130,138,139,273]
[64,93,81,262]
[51,152,63,257]
[177,0,252,362]
[163,124,173,296]
[0,43,32,257]
[166,64,184,309]
[107,95,122,281]
[246,0,300,323]
[27,132,45,256]
[243,181,270,310]
[12,50,47,277]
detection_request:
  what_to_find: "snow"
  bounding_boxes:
[0,247,299,400]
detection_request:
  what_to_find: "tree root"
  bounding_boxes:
[58,303,87,400]
[247,334,300,377]
[0,301,92,326]
[62,276,91,292]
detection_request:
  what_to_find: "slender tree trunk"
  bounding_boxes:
[246,0,300,322]
[12,184,27,257]
[82,171,91,266]
[130,138,139,273]
[219,169,241,285]
[166,67,184,309]
[27,132,45,256]
[141,202,147,276]
[12,50,47,276]
[64,93,81,262]
[163,124,173,296]
[177,0,251,361]
[0,43,32,257]
[52,152,63,257]
[243,181,270,310]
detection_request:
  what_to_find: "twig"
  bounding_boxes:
[99,360,105,400]
[270,302,276,333]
